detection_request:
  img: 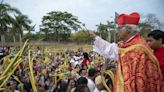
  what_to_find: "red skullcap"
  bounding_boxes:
[117,12,140,25]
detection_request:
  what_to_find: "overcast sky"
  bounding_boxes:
[4,0,164,32]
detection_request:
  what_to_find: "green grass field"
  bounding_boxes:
[2,42,93,52]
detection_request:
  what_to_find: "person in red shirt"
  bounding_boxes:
[82,52,90,69]
[147,30,164,82]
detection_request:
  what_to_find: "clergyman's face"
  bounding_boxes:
[116,25,129,41]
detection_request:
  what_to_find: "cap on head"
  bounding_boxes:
[117,12,140,25]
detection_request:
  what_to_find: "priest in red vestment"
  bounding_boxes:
[88,12,162,92]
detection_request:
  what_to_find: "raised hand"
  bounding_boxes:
[85,29,97,38]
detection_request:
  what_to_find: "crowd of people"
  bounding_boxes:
[0,12,164,92]
[0,46,115,92]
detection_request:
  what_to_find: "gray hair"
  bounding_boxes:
[124,24,140,33]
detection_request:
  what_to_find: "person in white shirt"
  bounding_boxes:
[87,68,97,92]
[70,54,82,67]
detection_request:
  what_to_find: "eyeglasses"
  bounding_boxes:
[116,26,126,32]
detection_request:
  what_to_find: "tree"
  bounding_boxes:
[139,23,152,38]
[11,14,32,44]
[96,21,115,41]
[39,27,51,41]
[40,11,82,42]
[96,23,108,40]
[144,14,164,29]
[0,3,21,46]
[69,30,92,43]
[139,13,164,39]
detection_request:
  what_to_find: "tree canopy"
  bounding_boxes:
[40,11,82,42]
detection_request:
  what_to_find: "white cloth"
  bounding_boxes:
[70,55,82,67]
[14,90,20,92]
[93,87,108,92]
[93,36,118,61]
[70,57,81,67]
[93,88,100,92]
[73,56,81,61]
[0,53,3,55]
[87,78,96,92]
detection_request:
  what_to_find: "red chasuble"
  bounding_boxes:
[114,34,162,92]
